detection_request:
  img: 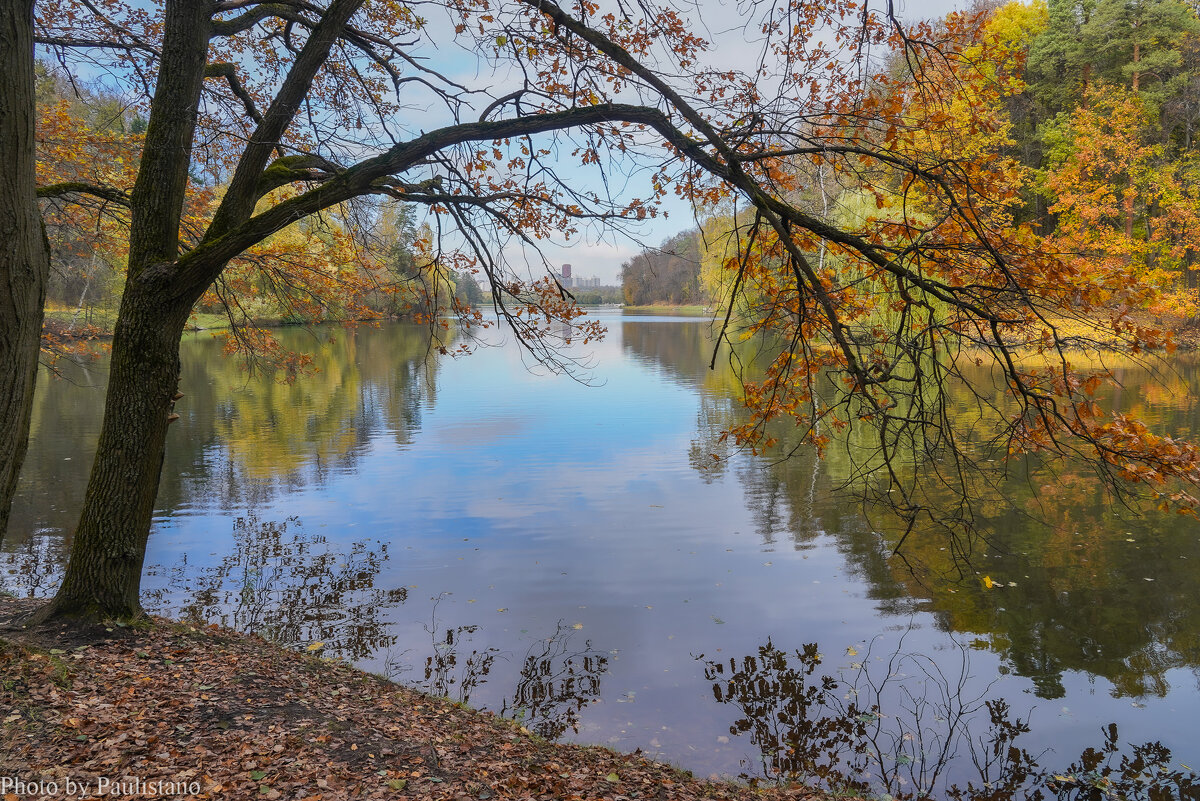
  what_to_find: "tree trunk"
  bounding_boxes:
[36,0,212,621]
[36,284,192,619]
[1132,42,1140,93]
[0,0,49,544]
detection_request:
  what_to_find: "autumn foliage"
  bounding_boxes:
[12,0,1200,622]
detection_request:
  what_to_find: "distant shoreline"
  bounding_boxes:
[618,304,712,316]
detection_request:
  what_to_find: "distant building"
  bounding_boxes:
[556,263,602,289]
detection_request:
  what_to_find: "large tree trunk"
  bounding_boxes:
[0,0,50,544]
[35,0,362,621]
[37,0,212,621]
[37,286,192,618]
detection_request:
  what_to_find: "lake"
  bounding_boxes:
[5,311,1200,797]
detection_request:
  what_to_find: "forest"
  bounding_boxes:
[622,0,1200,320]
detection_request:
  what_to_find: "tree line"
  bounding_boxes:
[623,0,1200,318]
[32,64,493,345]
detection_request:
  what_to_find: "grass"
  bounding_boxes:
[188,312,232,330]
[43,304,119,333]
[43,306,251,336]
[621,304,713,316]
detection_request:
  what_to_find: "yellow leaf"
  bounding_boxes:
[982,576,996,589]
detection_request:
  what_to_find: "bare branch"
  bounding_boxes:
[204,62,264,124]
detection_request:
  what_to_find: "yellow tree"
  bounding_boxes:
[707,4,1199,545]
[1045,85,1200,313]
[34,79,142,349]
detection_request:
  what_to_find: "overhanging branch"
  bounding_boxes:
[37,182,131,206]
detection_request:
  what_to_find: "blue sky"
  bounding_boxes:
[442,0,971,284]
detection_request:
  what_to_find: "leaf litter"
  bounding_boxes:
[1,597,828,801]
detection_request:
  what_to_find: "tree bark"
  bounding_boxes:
[37,286,191,618]
[38,0,368,620]
[0,0,50,544]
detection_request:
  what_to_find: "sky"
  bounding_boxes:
[471,0,972,284]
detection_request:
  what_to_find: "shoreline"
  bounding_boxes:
[0,596,826,801]
[618,305,713,316]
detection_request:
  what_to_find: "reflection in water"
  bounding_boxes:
[385,599,609,741]
[144,513,407,660]
[624,321,1200,701]
[169,325,441,513]
[148,513,605,735]
[6,316,1200,783]
[502,622,608,740]
[0,530,66,599]
[387,594,501,704]
[8,324,445,548]
[702,637,1198,800]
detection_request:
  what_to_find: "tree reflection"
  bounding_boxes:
[502,621,608,740]
[701,636,1198,800]
[385,605,608,740]
[385,594,501,705]
[145,513,407,660]
[0,530,66,598]
[626,317,1200,700]
[161,323,447,512]
[7,323,450,547]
